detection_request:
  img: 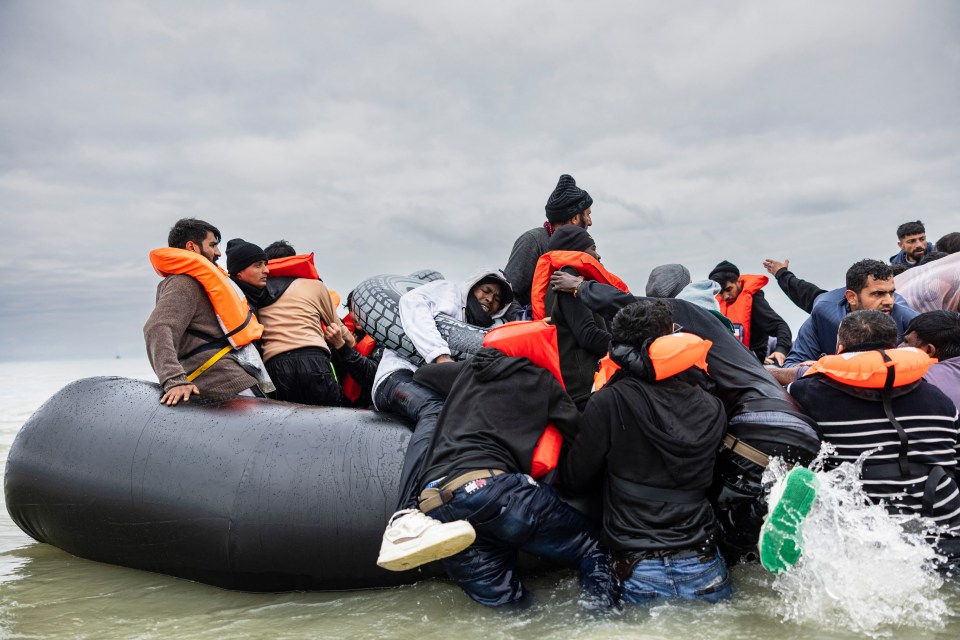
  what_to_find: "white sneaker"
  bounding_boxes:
[376,509,476,571]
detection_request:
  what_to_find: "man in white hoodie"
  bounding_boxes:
[374,268,514,571]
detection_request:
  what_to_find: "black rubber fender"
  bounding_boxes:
[4,377,444,592]
[349,272,487,365]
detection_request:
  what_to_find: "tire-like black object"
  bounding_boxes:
[350,272,487,366]
[4,377,443,592]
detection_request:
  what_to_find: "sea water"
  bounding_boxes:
[1,360,959,639]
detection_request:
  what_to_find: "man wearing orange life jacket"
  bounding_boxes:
[144,218,262,406]
[561,300,733,604]
[708,260,792,366]
[788,310,960,571]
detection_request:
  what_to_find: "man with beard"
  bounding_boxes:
[503,174,594,313]
[890,220,935,268]
[780,259,918,366]
[144,218,261,406]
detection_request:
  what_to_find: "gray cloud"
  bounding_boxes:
[1,0,957,362]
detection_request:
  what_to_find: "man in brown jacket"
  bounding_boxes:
[144,218,259,406]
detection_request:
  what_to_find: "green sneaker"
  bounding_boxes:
[759,466,820,574]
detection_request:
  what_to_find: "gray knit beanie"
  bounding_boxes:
[645,264,692,298]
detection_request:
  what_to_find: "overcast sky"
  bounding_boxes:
[1,0,958,363]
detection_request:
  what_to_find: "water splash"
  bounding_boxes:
[763,446,950,637]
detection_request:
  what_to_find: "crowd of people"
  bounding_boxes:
[143,177,960,610]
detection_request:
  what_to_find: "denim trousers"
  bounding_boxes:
[621,548,733,604]
[429,472,615,607]
[374,369,446,511]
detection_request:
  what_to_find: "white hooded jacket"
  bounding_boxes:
[372,268,513,408]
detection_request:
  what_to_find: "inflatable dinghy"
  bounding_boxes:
[4,376,443,592]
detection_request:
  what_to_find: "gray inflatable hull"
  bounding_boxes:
[4,377,443,591]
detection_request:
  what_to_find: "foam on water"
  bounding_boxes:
[764,447,951,637]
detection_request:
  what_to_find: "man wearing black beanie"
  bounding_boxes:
[504,174,594,312]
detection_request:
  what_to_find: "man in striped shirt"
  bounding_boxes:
[788,310,960,570]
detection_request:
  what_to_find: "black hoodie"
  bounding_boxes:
[419,347,580,484]
[561,342,727,553]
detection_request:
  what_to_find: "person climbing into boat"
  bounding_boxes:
[323,289,381,408]
[374,268,514,571]
[411,324,615,608]
[788,310,960,571]
[890,220,935,268]
[901,310,960,408]
[760,258,919,366]
[707,260,792,366]
[535,225,621,409]
[144,218,268,406]
[547,270,821,563]
[227,238,348,407]
[561,299,733,603]
[503,174,594,314]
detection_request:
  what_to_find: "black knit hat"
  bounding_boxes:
[708,260,740,282]
[548,225,596,253]
[545,174,593,223]
[226,238,267,275]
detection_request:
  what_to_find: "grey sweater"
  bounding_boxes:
[144,274,256,398]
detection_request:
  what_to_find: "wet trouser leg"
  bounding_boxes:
[374,369,446,511]
[430,473,615,607]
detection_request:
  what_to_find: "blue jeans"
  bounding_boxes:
[374,370,446,511]
[621,548,733,604]
[429,472,616,608]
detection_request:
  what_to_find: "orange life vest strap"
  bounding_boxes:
[530,251,629,320]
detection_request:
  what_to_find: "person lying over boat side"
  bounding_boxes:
[374,268,514,571]
[412,325,614,608]
[144,218,270,406]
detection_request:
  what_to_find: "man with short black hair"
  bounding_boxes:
[503,174,594,311]
[264,239,297,260]
[707,260,792,365]
[788,310,960,570]
[783,258,918,366]
[935,232,960,255]
[144,218,261,406]
[891,220,934,268]
[562,300,733,604]
[902,310,960,408]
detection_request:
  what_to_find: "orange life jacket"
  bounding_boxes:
[803,347,935,388]
[482,320,564,479]
[267,253,320,280]
[149,248,263,348]
[592,333,712,391]
[716,274,768,348]
[530,251,630,321]
[341,334,376,404]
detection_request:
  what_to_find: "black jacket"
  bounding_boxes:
[746,290,793,361]
[419,348,580,483]
[772,268,826,314]
[561,343,727,552]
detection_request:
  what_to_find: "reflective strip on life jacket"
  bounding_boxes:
[530,251,630,321]
[149,248,263,349]
[266,253,320,280]
[804,347,934,388]
[716,274,767,349]
[482,321,564,479]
